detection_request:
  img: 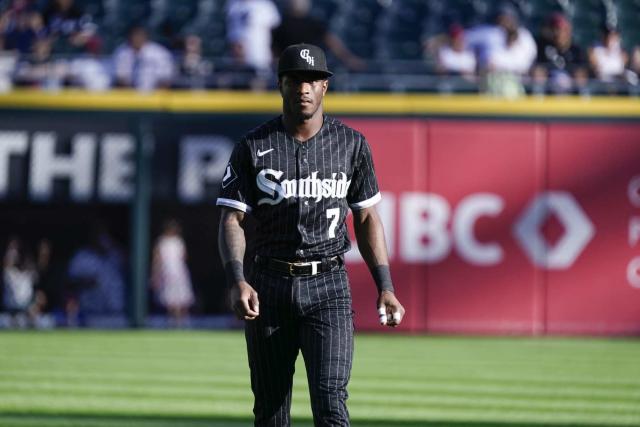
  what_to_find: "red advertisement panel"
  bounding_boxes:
[426,121,543,333]
[338,118,640,335]
[339,119,426,332]
[546,124,640,334]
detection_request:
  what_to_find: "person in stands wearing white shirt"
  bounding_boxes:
[112,25,174,91]
[488,25,537,74]
[436,24,476,79]
[226,0,280,74]
[464,4,536,74]
[589,25,628,82]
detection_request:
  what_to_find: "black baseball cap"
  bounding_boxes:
[277,43,333,78]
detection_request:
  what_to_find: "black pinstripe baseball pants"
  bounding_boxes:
[245,263,354,427]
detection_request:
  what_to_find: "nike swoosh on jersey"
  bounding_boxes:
[257,148,274,157]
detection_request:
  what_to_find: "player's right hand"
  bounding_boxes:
[377,290,405,328]
[230,281,260,320]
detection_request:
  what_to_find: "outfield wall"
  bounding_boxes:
[1,91,639,335]
[343,119,640,335]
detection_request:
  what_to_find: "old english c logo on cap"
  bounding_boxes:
[300,49,314,66]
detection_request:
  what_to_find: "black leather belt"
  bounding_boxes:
[255,255,341,276]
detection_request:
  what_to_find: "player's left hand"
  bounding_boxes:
[377,291,405,327]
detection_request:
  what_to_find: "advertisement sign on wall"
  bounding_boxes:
[1,112,639,334]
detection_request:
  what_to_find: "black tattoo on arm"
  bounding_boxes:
[218,208,247,285]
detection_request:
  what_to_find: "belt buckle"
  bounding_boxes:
[290,261,321,276]
[288,263,297,276]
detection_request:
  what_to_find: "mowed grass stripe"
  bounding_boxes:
[3,397,639,426]
[3,356,638,389]
[3,369,637,396]
[0,415,256,427]
[5,353,636,379]
[0,396,253,416]
[5,361,635,388]
[3,370,638,403]
[4,332,636,359]
[0,417,248,427]
[3,380,638,414]
[353,370,640,388]
[0,371,251,388]
[2,375,638,409]
[0,382,253,400]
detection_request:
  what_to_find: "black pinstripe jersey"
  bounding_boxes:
[217,115,381,260]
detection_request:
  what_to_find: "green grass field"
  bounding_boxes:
[0,331,639,427]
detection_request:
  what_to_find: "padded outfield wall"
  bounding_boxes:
[0,90,639,334]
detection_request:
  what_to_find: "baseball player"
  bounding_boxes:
[217,43,405,427]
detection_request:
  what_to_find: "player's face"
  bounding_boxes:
[279,72,329,121]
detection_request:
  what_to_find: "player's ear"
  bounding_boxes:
[322,79,328,95]
[277,78,284,96]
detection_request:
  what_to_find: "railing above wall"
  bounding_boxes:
[0,89,639,118]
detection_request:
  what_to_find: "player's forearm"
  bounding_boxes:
[218,209,247,284]
[353,207,394,294]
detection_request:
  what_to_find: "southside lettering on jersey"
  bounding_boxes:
[257,170,350,205]
[216,116,381,259]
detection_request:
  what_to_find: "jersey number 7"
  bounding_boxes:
[327,208,340,238]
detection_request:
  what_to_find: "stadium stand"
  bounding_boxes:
[0,0,638,94]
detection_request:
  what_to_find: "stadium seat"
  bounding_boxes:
[182,0,227,57]
[101,0,152,39]
[525,0,567,37]
[446,0,493,28]
[331,0,384,60]
[375,0,427,61]
[76,0,105,22]
[150,1,198,32]
[614,0,640,51]
[309,0,341,22]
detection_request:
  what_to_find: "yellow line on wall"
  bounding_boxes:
[0,89,638,117]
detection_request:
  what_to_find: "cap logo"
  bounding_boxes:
[300,49,315,66]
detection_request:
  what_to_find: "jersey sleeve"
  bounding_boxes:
[216,141,255,213]
[347,136,381,210]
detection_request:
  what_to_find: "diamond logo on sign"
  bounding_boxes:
[300,49,314,66]
[513,192,595,269]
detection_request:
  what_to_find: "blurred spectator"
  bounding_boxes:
[0,0,45,54]
[632,46,640,75]
[532,13,588,94]
[0,50,17,92]
[2,236,46,327]
[435,24,476,79]
[112,25,174,91]
[151,219,194,328]
[272,0,366,72]
[488,27,536,75]
[67,38,110,91]
[589,26,628,83]
[465,4,536,73]
[215,54,265,90]
[42,0,98,54]
[14,36,67,89]
[34,239,53,312]
[66,223,125,325]
[226,0,280,74]
[177,33,212,89]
